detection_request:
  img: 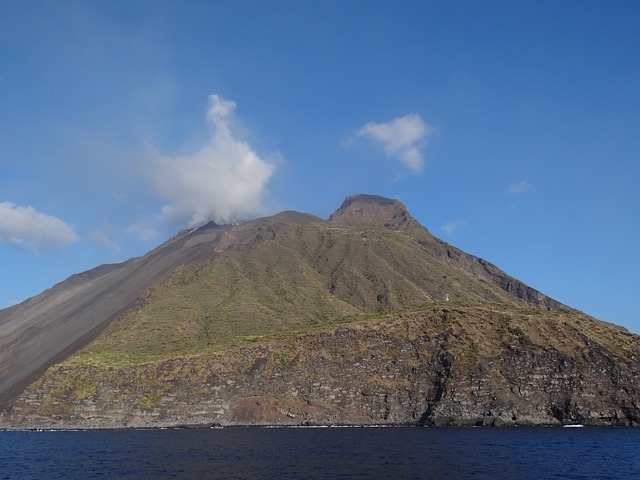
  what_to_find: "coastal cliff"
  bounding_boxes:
[2,305,638,429]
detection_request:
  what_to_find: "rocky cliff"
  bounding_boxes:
[2,305,638,429]
[1,194,638,429]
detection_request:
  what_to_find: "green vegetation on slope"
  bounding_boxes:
[39,303,640,427]
[67,222,554,367]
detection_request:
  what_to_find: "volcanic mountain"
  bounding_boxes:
[0,194,638,428]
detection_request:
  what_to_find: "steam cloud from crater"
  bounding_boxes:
[152,95,276,227]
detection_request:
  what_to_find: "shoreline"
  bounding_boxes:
[1,421,617,432]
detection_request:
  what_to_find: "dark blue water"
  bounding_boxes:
[1,427,639,479]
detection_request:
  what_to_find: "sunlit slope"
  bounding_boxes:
[70,209,566,366]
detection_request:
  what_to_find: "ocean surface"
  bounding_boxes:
[1,426,639,479]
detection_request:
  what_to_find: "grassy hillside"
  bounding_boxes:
[68,220,550,367]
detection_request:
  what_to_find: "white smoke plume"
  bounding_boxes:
[152,95,276,227]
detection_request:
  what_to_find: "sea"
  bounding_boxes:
[1,426,639,479]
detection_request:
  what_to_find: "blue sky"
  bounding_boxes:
[1,1,639,332]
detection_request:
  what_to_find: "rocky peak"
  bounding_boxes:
[328,194,420,230]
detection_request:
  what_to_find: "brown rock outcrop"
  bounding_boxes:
[328,194,420,230]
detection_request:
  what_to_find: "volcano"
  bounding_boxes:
[1,194,638,428]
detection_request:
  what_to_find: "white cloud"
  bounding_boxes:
[508,180,533,194]
[0,202,78,250]
[352,113,435,172]
[441,220,466,235]
[152,95,276,227]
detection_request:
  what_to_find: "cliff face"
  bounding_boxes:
[0,194,638,429]
[2,305,638,429]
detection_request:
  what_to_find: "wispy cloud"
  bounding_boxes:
[0,202,78,251]
[508,180,533,194]
[126,219,160,243]
[151,95,277,227]
[88,220,119,251]
[350,113,435,173]
[440,220,466,235]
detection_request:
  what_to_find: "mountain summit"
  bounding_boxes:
[328,194,420,230]
[1,195,639,428]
